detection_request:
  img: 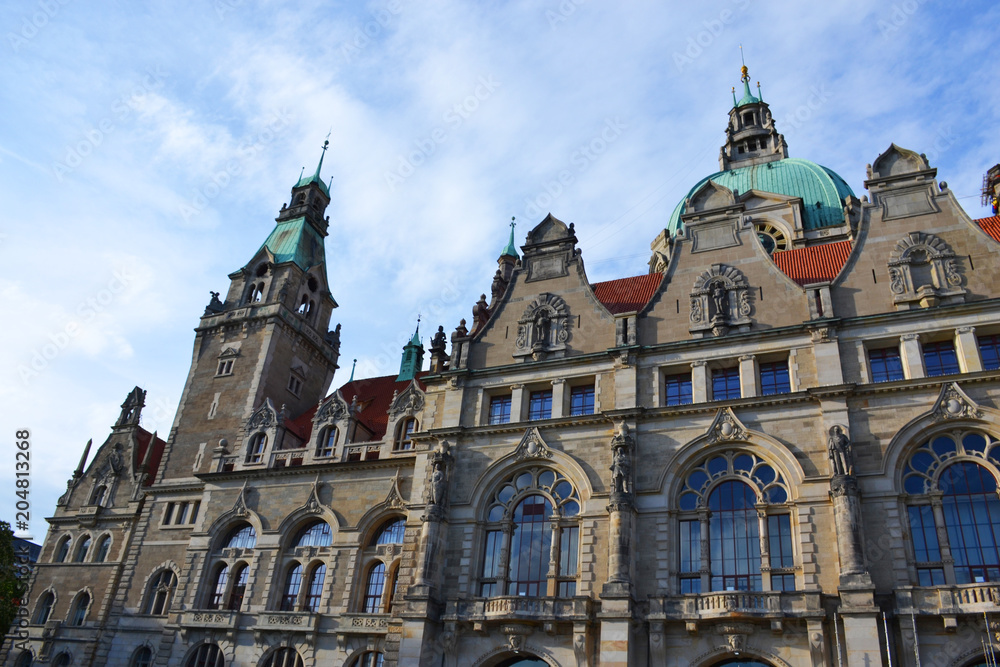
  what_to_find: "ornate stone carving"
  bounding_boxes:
[705,408,750,444]
[315,393,348,425]
[513,293,570,361]
[887,232,966,309]
[610,423,634,498]
[116,386,146,427]
[384,474,406,510]
[827,425,853,477]
[388,381,425,421]
[513,427,553,461]
[930,382,982,422]
[247,398,280,433]
[232,482,252,518]
[690,264,753,337]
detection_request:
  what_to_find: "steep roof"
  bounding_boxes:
[977,216,1000,243]
[135,427,167,487]
[771,240,852,287]
[256,216,326,271]
[592,274,664,314]
[284,404,318,442]
[333,372,429,441]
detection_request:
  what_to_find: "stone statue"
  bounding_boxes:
[828,425,853,476]
[108,443,124,475]
[428,462,447,506]
[534,309,551,346]
[611,446,631,495]
[430,326,447,354]
[711,282,728,319]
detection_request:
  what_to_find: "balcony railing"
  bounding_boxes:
[896,584,1000,616]
[447,596,592,624]
[257,611,318,632]
[337,613,390,634]
[649,590,823,621]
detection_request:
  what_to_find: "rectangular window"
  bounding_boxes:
[767,514,794,569]
[923,340,960,376]
[679,519,701,574]
[665,373,693,406]
[528,390,553,420]
[489,395,512,425]
[908,505,941,563]
[917,568,946,586]
[569,386,595,416]
[680,577,701,594]
[189,501,200,524]
[175,503,189,525]
[869,347,904,382]
[557,581,576,597]
[759,361,791,396]
[771,573,796,592]
[216,359,233,376]
[163,503,175,526]
[980,334,1000,371]
[711,367,741,401]
[288,375,303,395]
[479,529,503,597]
[560,526,579,576]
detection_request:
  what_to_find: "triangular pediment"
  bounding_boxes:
[513,427,554,461]
[703,407,751,444]
[525,213,576,247]
[930,382,982,422]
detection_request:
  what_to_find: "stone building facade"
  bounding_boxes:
[9,68,1000,667]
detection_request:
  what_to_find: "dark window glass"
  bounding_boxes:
[980,334,1000,371]
[208,565,228,609]
[227,564,248,611]
[246,433,267,464]
[680,577,701,594]
[489,395,512,425]
[569,386,595,416]
[35,592,54,624]
[771,573,796,591]
[917,568,946,586]
[131,647,153,667]
[317,427,337,457]
[679,519,701,573]
[869,347,904,382]
[907,505,941,563]
[558,581,576,597]
[528,390,553,420]
[261,648,303,667]
[146,570,177,615]
[665,373,693,406]
[560,526,579,577]
[397,418,416,450]
[767,515,794,570]
[480,530,503,597]
[304,564,326,612]
[71,593,89,626]
[709,480,761,591]
[712,367,741,401]
[373,518,405,546]
[364,563,386,613]
[186,644,225,667]
[281,563,302,611]
[940,462,1000,584]
[923,340,960,377]
[350,653,384,667]
[54,537,70,563]
[74,536,91,563]
[507,495,553,597]
[760,361,791,395]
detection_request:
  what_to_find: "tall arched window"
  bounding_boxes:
[363,562,386,613]
[261,648,303,667]
[395,418,417,451]
[372,518,405,546]
[225,524,257,549]
[73,536,92,563]
[479,468,582,598]
[70,592,90,626]
[316,426,338,458]
[91,485,107,506]
[144,570,177,615]
[246,433,267,464]
[676,451,793,593]
[130,647,153,667]
[281,563,303,611]
[94,535,112,563]
[208,564,229,610]
[228,563,249,610]
[903,431,1000,586]
[186,643,225,667]
[33,592,54,625]
[304,563,326,612]
[54,536,71,563]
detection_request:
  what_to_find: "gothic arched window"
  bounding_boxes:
[372,518,405,546]
[53,654,70,667]
[903,431,1000,585]
[208,564,229,609]
[73,536,91,563]
[295,521,332,548]
[130,647,153,667]
[479,468,581,598]
[144,570,177,615]
[14,651,33,667]
[281,563,303,611]
[355,517,405,613]
[676,451,793,593]
[363,562,386,613]
[395,418,417,451]
[70,592,90,626]
[91,485,107,506]
[304,563,326,612]
[246,433,268,464]
[186,643,225,667]
[260,648,303,667]
[33,592,54,625]
[225,524,257,549]
[54,536,71,563]
[228,563,249,610]
[316,426,338,458]
[94,535,112,563]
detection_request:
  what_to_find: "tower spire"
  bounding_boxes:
[294,137,332,196]
[501,217,519,259]
[735,46,759,108]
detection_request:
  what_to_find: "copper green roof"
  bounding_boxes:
[501,223,519,259]
[256,217,326,270]
[667,158,856,235]
[296,141,330,196]
[736,79,759,107]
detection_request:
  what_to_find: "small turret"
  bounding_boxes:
[397,321,425,382]
[719,57,788,171]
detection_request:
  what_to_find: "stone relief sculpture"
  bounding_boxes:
[886,231,965,309]
[690,264,753,337]
[827,425,853,477]
[513,293,570,361]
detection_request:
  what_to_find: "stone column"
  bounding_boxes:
[757,507,771,590]
[739,354,757,398]
[929,493,957,583]
[699,509,711,593]
[955,326,982,372]
[510,384,525,423]
[547,514,562,596]
[899,333,925,379]
[551,378,567,419]
[691,360,709,403]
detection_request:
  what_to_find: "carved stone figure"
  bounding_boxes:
[108,443,124,475]
[534,310,551,347]
[611,447,631,495]
[430,326,447,354]
[711,282,728,318]
[428,462,447,506]
[828,425,853,476]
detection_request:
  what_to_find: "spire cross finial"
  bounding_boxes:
[349,358,357,382]
[510,215,516,231]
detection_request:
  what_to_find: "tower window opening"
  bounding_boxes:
[743,111,756,125]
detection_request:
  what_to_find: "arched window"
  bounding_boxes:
[225,524,257,549]
[144,570,177,615]
[91,485,107,506]
[304,563,326,612]
[903,431,1000,585]
[395,418,417,451]
[54,536,71,563]
[246,433,267,464]
[186,644,225,667]
[372,518,406,546]
[479,468,581,597]
[297,295,313,317]
[14,651,33,667]
[34,592,54,624]
[228,563,249,610]
[52,654,71,667]
[350,652,385,667]
[363,562,386,613]
[316,426,338,458]
[295,521,332,548]
[208,564,229,610]
[130,647,153,667]
[73,536,91,563]
[676,451,793,593]
[70,592,90,626]
[281,563,303,611]
[260,648,303,667]
[249,282,264,304]
[94,535,112,563]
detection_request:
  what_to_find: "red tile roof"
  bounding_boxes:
[310,372,430,442]
[977,216,1000,243]
[771,240,852,287]
[284,404,317,442]
[135,427,167,486]
[591,274,664,315]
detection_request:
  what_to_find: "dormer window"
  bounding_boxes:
[246,433,267,464]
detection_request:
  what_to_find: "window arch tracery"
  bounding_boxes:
[203,522,256,610]
[675,450,794,593]
[33,591,55,625]
[143,569,177,615]
[478,467,581,598]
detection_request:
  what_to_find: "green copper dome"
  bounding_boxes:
[667,158,855,235]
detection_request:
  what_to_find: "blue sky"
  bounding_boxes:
[2,0,997,539]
